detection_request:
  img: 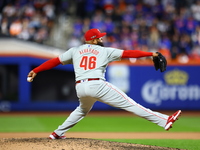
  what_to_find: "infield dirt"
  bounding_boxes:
[0,137,187,150]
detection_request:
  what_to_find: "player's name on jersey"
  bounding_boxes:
[79,48,99,55]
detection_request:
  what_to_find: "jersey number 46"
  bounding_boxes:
[80,56,97,70]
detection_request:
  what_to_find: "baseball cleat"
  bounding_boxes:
[165,110,181,131]
[49,132,66,139]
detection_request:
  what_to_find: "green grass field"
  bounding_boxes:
[0,114,200,150]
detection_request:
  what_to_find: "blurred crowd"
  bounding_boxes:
[1,0,200,63]
[71,0,200,62]
[0,0,69,43]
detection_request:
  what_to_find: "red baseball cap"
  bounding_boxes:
[84,28,106,41]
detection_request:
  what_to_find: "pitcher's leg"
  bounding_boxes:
[54,97,95,136]
[98,81,168,128]
[127,102,168,127]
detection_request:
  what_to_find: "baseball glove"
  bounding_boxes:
[153,52,167,72]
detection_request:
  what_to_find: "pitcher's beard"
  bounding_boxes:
[97,41,104,47]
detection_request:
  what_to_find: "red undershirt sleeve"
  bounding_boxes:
[121,50,153,58]
[33,57,62,73]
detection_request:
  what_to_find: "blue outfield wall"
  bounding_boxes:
[0,56,200,111]
[107,64,200,111]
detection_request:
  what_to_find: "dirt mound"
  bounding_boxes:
[0,138,183,150]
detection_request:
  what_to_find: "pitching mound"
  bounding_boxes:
[0,138,181,150]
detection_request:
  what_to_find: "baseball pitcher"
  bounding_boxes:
[27,28,181,139]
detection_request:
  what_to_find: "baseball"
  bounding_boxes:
[27,77,33,82]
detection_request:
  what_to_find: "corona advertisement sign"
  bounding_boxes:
[141,69,200,106]
[124,66,200,110]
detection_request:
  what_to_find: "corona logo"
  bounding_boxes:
[164,69,188,85]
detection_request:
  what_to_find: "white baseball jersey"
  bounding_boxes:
[59,44,123,81]
[54,44,169,136]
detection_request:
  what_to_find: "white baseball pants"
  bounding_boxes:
[54,80,168,136]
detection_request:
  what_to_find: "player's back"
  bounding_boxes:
[59,44,122,81]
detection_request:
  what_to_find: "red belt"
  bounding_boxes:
[76,78,100,84]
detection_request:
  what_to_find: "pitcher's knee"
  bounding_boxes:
[76,106,90,116]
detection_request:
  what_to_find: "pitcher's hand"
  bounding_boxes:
[27,70,37,82]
